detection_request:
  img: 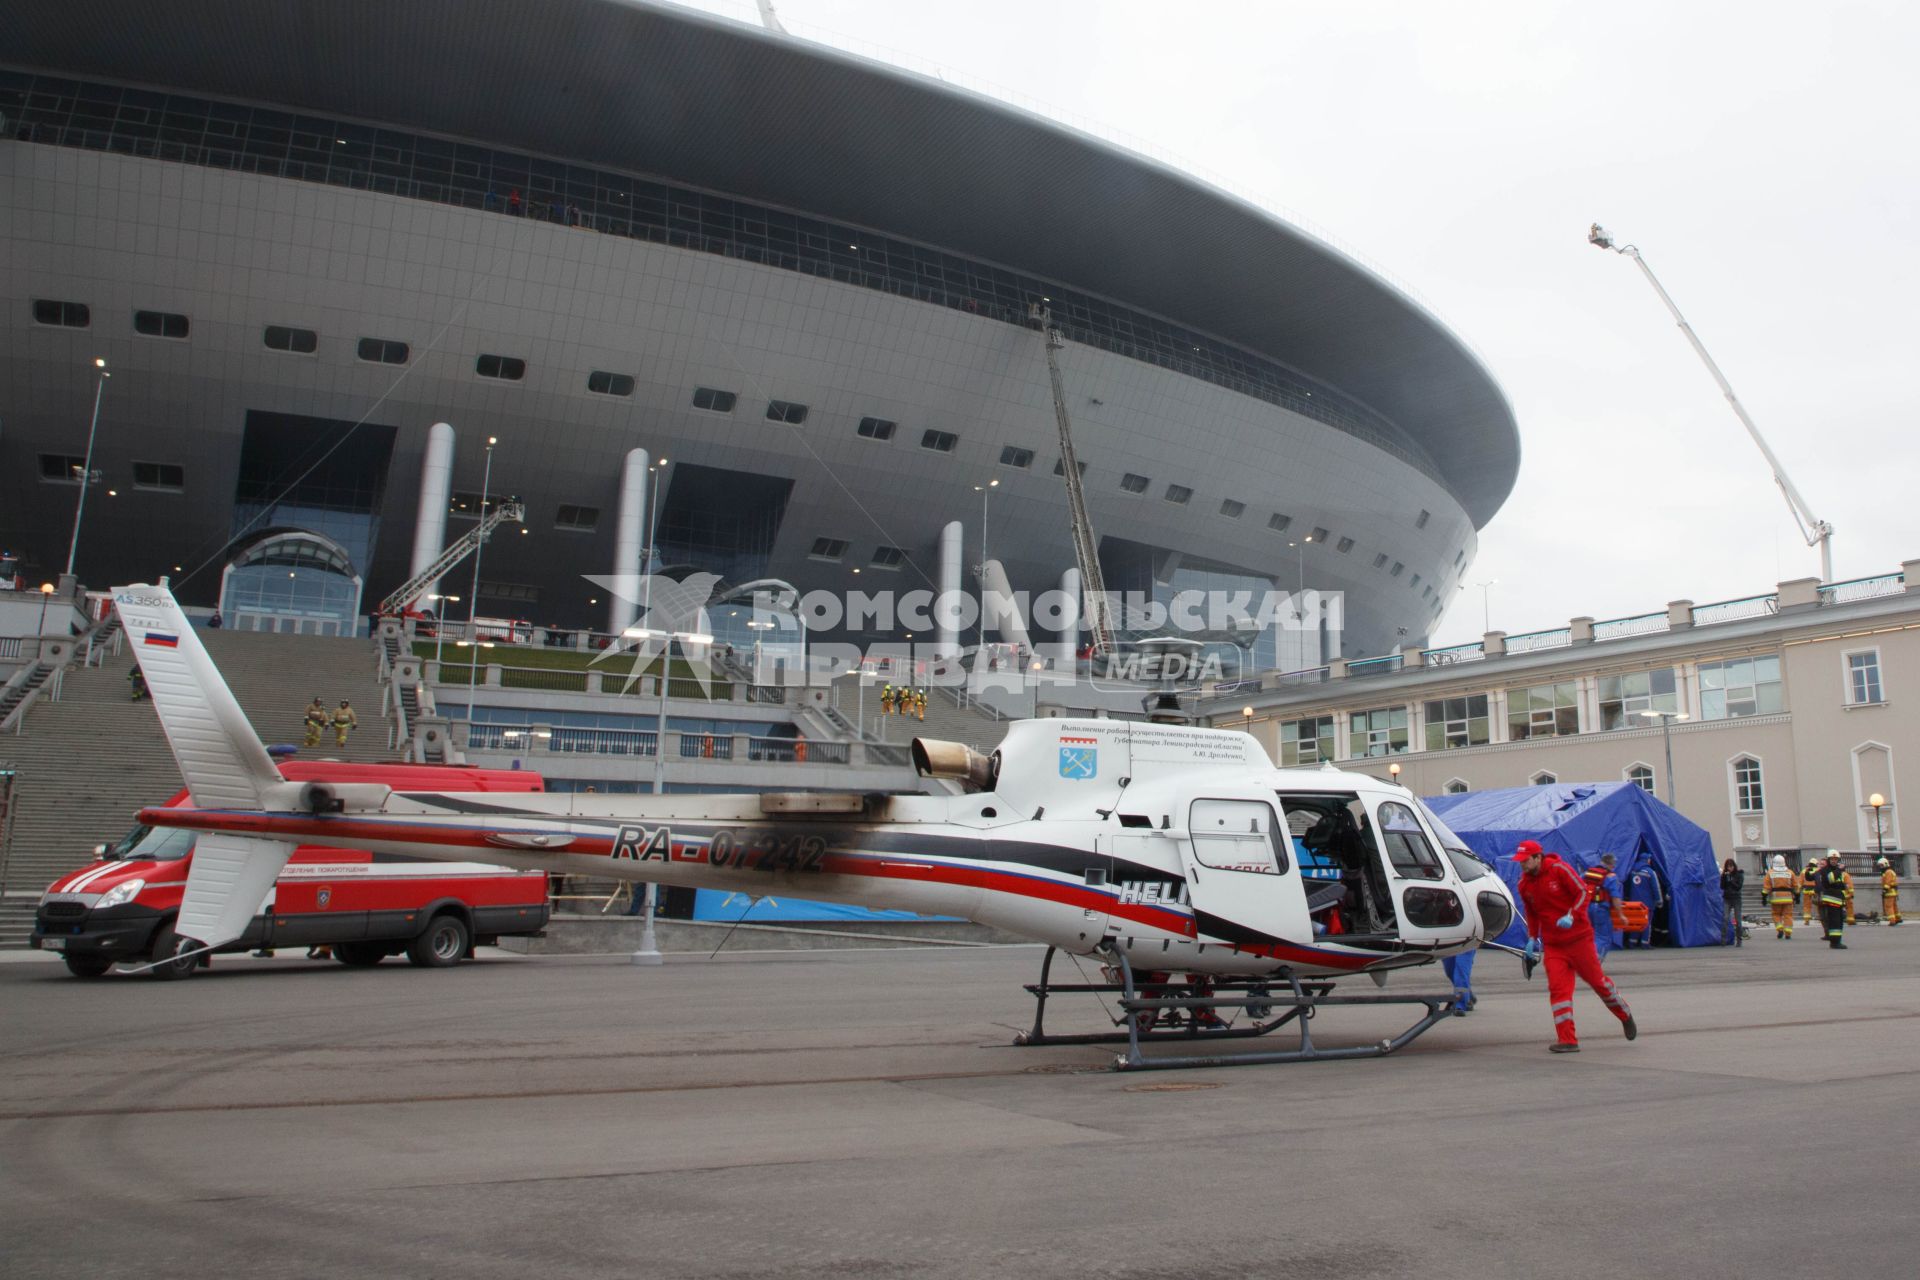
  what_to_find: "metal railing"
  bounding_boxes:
[1505,627,1573,655]
[678,734,735,760]
[1420,643,1484,667]
[550,727,657,757]
[1691,594,1779,626]
[1344,654,1403,679]
[1819,573,1905,605]
[0,638,21,662]
[746,737,850,764]
[1591,612,1670,642]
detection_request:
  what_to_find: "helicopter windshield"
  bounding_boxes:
[1415,801,1490,882]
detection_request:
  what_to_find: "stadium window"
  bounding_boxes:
[1390,562,1404,577]
[1053,458,1088,477]
[1164,483,1192,505]
[1626,764,1655,794]
[1417,509,1432,529]
[1268,512,1292,533]
[448,490,514,520]
[133,309,190,339]
[1424,694,1491,751]
[809,537,849,561]
[1373,553,1389,569]
[476,353,526,380]
[1219,499,1245,519]
[999,445,1034,469]
[263,325,318,353]
[479,581,540,603]
[587,370,635,397]
[857,417,897,441]
[39,454,88,484]
[1336,536,1355,553]
[691,387,737,413]
[1310,526,1330,543]
[1454,549,1465,567]
[358,337,409,364]
[32,299,92,328]
[555,504,600,531]
[921,429,958,453]
[1699,655,1784,720]
[870,546,906,569]
[1120,473,1150,494]
[132,461,185,491]
[1507,680,1580,740]
[766,399,808,424]
[1410,573,1421,589]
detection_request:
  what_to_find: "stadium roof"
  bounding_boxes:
[4,0,1520,525]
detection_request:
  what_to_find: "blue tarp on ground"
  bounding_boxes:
[1424,782,1723,947]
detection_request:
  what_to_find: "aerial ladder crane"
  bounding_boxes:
[1032,306,1117,658]
[1589,223,1835,582]
[376,500,526,618]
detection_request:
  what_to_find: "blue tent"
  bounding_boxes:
[1424,782,1723,947]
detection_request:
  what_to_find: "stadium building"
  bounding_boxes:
[1,0,1517,664]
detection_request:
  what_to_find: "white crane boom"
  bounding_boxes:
[1589,223,1834,582]
[377,501,526,616]
[1034,309,1116,657]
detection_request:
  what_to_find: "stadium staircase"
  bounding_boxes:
[0,629,389,946]
[830,675,1010,754]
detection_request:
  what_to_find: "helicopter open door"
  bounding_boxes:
[1368,799,1475,948]
[1182,798,1307,945]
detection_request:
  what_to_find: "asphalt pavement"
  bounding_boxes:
[2,924,1916,1279]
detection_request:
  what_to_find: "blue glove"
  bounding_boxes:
[1525,938,1542,960]
[1555,913,1573,930]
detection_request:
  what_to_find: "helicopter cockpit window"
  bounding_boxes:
[1189,799,1287,874]
[1377,801,1447,880]
[1414,802,1490,881]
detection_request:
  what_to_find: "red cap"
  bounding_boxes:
[1511,839,1545,862]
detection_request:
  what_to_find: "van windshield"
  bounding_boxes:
[105,824,197,862]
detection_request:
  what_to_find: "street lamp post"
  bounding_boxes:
[1638,709,1691,807]
[1389,762,1402,788]
[428,593,458,671]
[1868,792,1888,857]
[628,456,672,968]
[972,479,998,657]
[1476,579,1498,633]
[1242,704,1255,733]
[64,359,111,580]
[35,582,56,636]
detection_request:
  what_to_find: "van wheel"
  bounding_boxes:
[149,929,199,981]
[63,953,114,979]
[333,942,385,967]
[406,915,470,968]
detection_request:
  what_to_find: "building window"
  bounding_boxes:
[1268,513,1292,532]
[1053,458,1087,477]
[1119,473,1150,494]
[1599,668,1680,730]
[264,325,318,353]
[1626,763,1655,793]
[1410,573,1422,589]
[554,504,600,531]
[857,417,897,441]
[1278,715,1334,767]
[38,454,89,484]
[1349,705,1410,758]
[1335,536,1355,553]
[32,298,91,328]
[1310,526,1330,543]
[358,337,409,364]
[766,399,808,424]
[476,354,526,381]
[1733,756,1764,812]
[921,429,958,453]
[1424,694,1491,751]
[999,445,1034,469]
[1699,655,1784,720]
[132,461,185,491]
[1219,499,1245,519]
[691,387,737,413]
[479,581,540,604]
[1846,650,1883,705]
[1454,549,1465,567]
[1508,680,1580,740]
[809,537,848,561]
[1531,771,1558,786]
[587,370,635,397]
[1373,553,1389,569]
[133,310,190,339]
[1417,509,1431,529]
[1164,483,1192,505]
[1444,779,1470,795]
[1390,562,1404,577]
[870,546,905,569]
[447,491,516,521]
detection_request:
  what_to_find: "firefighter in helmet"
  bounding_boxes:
[1800,856,1821,925]
[1879,857,1902,926]
[880,684,895,716]
[1816,849,1850,949]
[303,696,328,748]
[332,699,358,748]
[1761,853,1798,939]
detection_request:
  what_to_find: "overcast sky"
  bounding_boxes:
[676,0,1916,646]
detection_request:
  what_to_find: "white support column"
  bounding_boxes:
[611,448,650,636]
[408,423,456,590]
[1056,565,1081,667]
[935,520,963,659]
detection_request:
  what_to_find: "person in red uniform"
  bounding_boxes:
[1513,838,1638,1054]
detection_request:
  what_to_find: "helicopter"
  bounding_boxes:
[110,583,1515,1069]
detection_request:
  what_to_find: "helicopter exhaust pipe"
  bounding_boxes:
[912,738,997,792]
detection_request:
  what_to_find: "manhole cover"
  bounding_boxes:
[1122,1081,1224,1093]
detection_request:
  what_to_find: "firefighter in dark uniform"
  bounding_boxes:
[1800,856,1820,926]
[1816,848,1850,949]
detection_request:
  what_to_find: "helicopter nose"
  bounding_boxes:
[1474,888,1514,939]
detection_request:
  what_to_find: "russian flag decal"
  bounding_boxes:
[143,632,180,648]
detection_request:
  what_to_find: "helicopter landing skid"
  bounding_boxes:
[1013,946,1460,1071]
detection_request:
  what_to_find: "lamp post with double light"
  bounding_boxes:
[64,358,111,580]
[972,479,998,656]
[1638,708,1690,807]
[1475,579,1498,634]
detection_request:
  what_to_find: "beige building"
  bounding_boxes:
[1204,560,1919,872]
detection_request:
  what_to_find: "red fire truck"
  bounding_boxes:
[32,761,550,979]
